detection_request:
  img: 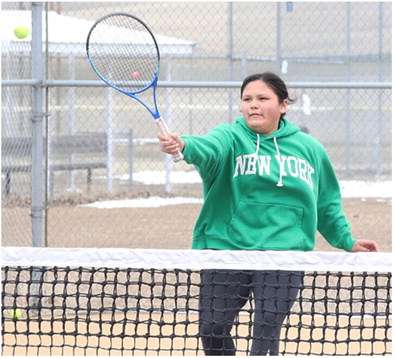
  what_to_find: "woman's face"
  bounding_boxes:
[241,80,288,136]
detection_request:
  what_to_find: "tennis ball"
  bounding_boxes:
[9,308,22,319]
[13,26,30,39]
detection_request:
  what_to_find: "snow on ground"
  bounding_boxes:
[84,172,391,209]
[82,196,203,209]
[339,180,392,199]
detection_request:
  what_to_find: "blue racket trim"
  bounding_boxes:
[87,56,161,119]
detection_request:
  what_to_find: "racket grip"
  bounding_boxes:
[157,118,184,162]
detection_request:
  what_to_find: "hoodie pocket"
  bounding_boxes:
[228,202,306,250]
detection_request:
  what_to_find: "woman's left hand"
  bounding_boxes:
[351,240,379,252]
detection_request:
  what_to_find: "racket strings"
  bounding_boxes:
[87,14,159,92]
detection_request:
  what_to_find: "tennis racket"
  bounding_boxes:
[86,13,183,162]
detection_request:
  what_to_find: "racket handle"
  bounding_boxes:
[157,117,184,162]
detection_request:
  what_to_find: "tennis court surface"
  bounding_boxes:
[2,248,392,356]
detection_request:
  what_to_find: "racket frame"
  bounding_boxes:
[86,13,183,162]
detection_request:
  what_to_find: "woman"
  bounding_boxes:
[158,72,379,355]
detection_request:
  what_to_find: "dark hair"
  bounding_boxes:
[240,72,296,119]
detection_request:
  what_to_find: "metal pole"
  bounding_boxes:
[31,2,45,248]
[375,2,383,176]
[30,2,46,315]
[67,53,76,191]
[165,58,173,193]
[227,2,233,124]
[345,3,351,177]
[227,2,233,81]
[106,86,114,193]
[44,3,50,246]
[3,79,388,89]
[128,130,134,191]
[276,3,282,74]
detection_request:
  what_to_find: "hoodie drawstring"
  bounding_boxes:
[273,137,284,187]
[255,134,284,187]
[255,134,260,157]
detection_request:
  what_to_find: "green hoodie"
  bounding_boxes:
[181,117,357,252]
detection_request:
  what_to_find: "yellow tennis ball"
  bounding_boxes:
[9,309,22,319]
[13,26,30,39]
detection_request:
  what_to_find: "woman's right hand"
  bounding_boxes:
[157,133,185,155]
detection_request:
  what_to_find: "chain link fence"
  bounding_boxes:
[1,2,391,251]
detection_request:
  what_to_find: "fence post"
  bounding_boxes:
[128,130,134,191]
[375,2,384,176]
[29,2,46,315]
[164,58,173,193]
[31,2,45,248]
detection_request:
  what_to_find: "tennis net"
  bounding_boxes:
[1,247,392,356]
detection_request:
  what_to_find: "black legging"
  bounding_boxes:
[199,270,302,356]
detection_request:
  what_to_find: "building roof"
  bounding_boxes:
[1,10,195,55]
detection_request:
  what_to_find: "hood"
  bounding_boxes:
[234,117,301,187]
[234,116,300,140]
